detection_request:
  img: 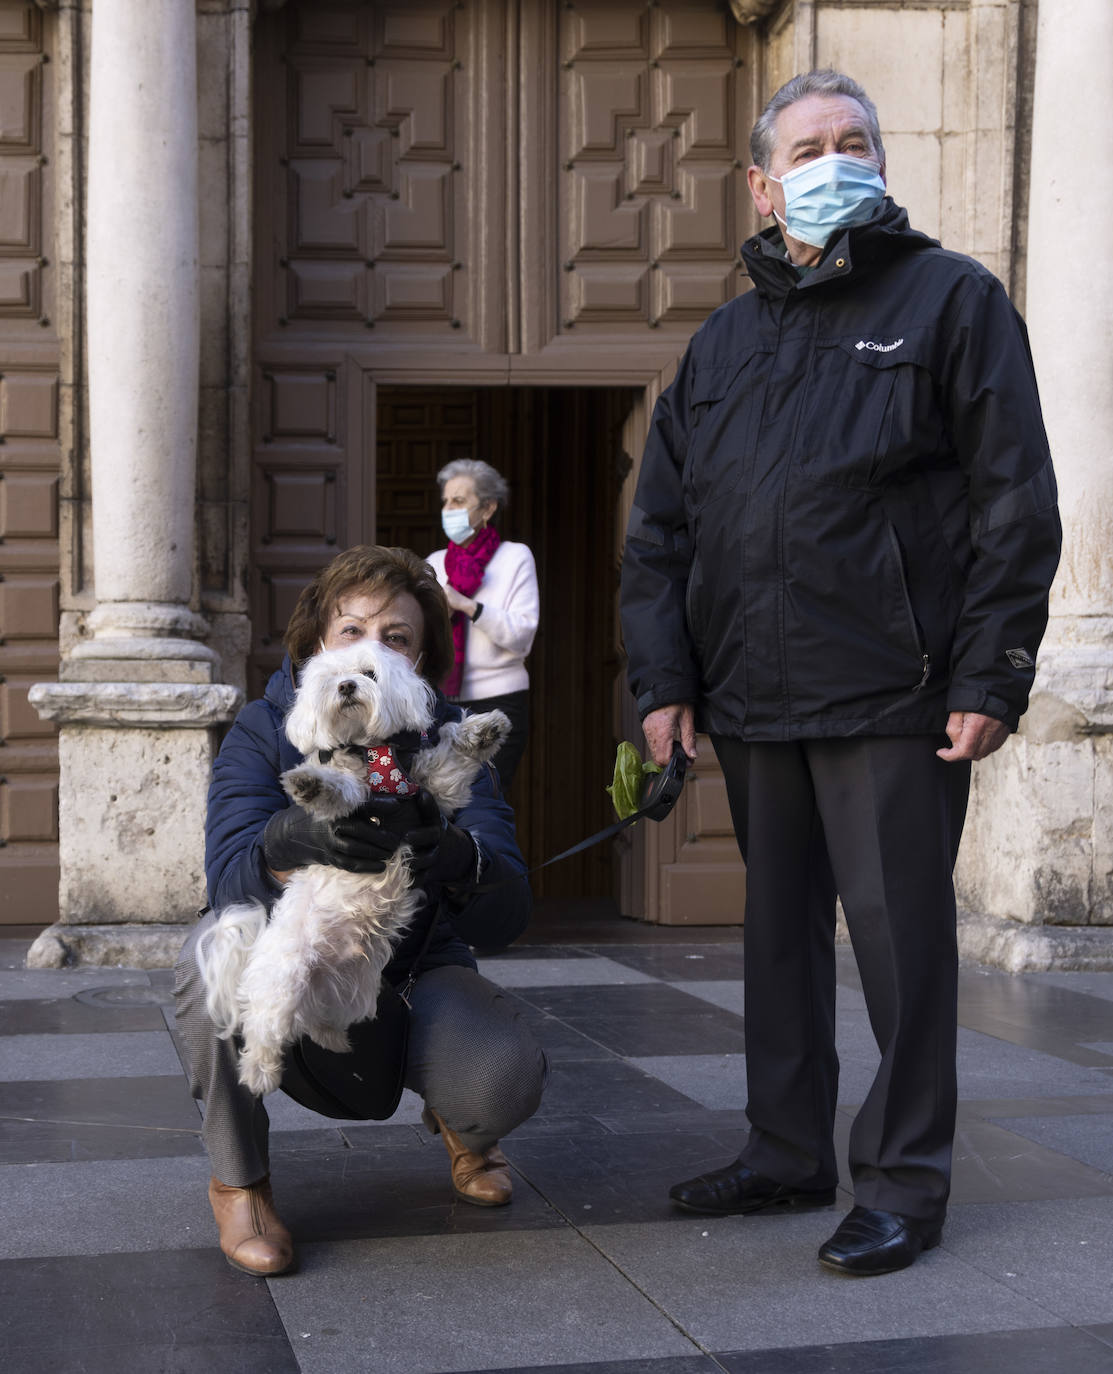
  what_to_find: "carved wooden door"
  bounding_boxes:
[252,0,754,913]
[0,2,60,923]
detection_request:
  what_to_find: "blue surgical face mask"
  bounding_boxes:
[441,507,474,544]
[767,152,885,249]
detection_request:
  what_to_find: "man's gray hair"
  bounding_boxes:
[437,458,510,511]
[750,69,884,171]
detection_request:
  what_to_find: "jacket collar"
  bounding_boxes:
[740,198,939,300]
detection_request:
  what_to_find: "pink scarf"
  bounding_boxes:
[443,523,500,697]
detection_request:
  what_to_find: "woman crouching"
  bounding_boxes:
[173,545,547,1275]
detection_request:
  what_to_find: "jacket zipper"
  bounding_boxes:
[885,520,931,689]
[776,302,821,723]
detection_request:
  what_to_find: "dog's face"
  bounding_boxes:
[285,641,437,755]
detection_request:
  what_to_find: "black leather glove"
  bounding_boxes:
[262,794,425,875]
[405,789,480,884]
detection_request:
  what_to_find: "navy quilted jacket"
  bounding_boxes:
[204,660,531,976]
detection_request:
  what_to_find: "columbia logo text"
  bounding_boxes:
[855,338,904,353]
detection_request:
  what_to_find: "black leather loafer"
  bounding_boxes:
[669,1158,837,1216]
[818,1206,942,1276]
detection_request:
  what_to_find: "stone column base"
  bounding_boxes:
[27,923,195,970]
[958,908,1113,974]
[28,680,241,969]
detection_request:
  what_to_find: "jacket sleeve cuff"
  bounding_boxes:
[945,686,1018,731]
[637,684,698,720]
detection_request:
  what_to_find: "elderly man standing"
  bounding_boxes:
[620,70,1061,1277]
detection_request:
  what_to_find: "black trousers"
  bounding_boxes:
[712,734,971,1222]
[457,689,529,793]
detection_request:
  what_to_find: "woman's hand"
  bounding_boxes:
[262,795,424,875]
[443,583,477,618]
[405,790,481,884]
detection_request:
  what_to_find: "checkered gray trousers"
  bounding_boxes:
[173,910,548,1186]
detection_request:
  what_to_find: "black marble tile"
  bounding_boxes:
[536,1059,718,1120]
[514,983,747,1057]
[582,943,746,983]
[718,1325,1113,1373]
[1083,1324,1113,1351]
[269,1124,360,1155]
[595,1107,750,1137]
[474,944,599,961]
[0,1247,299,1373]
[499,991,619,1063]
[0,1115,203,1165]
[0,1075,200,1131]
[959,1093,1113,1120]
[0,996,165,1036]
[504,1112,618,1139]
[949,1116,1113,1205]
[334,1121,428,1151]
[505,1128,756,1225]
[956,969,1113,1065]
[451,1359,719,1374]
[269,1135,566,1241]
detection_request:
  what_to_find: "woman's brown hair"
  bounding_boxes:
[283,545,454,687]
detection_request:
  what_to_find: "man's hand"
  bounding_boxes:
[936,711,1010,763]
[642,704,697,768]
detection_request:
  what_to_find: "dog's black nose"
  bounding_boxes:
[338,679,357,697]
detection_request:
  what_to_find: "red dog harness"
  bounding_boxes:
[364,745,416,796]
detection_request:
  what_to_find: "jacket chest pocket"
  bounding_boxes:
[795,331,943,489]
[683,351,769,513]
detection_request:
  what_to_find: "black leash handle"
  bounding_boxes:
[448,742,690,895]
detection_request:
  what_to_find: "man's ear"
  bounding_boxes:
[747,164,774,219]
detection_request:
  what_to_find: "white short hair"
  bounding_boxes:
[436,459,510,511]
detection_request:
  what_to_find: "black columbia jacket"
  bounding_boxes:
[621,199,1061,740]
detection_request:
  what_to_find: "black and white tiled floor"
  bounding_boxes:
[3,915,1113,1374]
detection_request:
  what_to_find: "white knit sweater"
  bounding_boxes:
[426,541,540,700]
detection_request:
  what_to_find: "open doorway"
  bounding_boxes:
[375,386,639,906]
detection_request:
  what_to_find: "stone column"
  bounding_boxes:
[955,0,1113,970]
[27,0,240,968]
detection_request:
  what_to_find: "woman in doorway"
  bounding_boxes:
[427,459,539,793]
[174,545,547,1276]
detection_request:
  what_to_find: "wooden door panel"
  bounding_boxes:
[258,0,496,348]
[0,0,59,923]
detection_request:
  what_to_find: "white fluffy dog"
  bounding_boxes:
[196,640,509,1097]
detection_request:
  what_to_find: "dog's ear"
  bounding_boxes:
[284,687,324,756]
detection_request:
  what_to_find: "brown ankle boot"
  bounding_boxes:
[429,1111,513,1206]
[208,1176,294,1275]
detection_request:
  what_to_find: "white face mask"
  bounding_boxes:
[767,152,885,249]
[442,507,474,544]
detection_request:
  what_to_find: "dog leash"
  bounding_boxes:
[447,742,690,895]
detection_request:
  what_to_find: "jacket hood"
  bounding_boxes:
[741,198,939,300]
[264,659,297,713]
